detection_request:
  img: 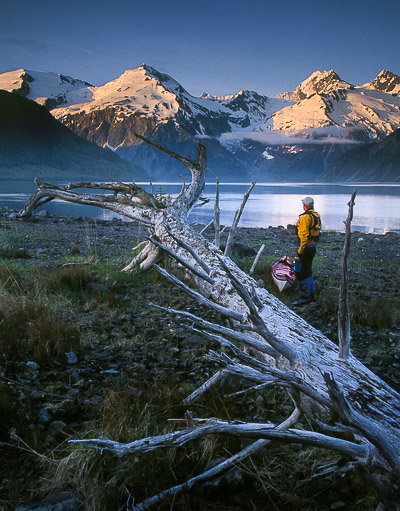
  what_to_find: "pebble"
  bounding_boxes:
[66,352,78,364]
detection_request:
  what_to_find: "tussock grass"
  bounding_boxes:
[0,294,80,365]
[318,289,395,330]
[0,263,21,292]
[0,230,30,259]
[30,265,97,294]
[46,380,196,510]
[43,379,378,511]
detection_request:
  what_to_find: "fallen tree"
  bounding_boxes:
[19,136,400,510]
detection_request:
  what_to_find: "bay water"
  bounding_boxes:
[1,181,399,233]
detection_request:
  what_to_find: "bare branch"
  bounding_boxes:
[148,236,215,284]
[152,266,245,322]
[164,227,212,274]
[214,177,221,248]
[131,408,302,511]
[250,244,265,276]
[218,256,298,363]
[18,180,156,225]
[70,418,368,459]
[208,350,332,410]
[182,369,227,405]
[224,181,256,257]
[324,373,400,476]
[134,133,196,169]
[200,219,214,234]
[134,133,206,214]
[338,190,357,360]
[151,303,280,359]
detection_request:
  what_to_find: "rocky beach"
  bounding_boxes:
[0,207,399,511]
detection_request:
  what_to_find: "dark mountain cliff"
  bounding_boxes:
[0,90,149,181]
[319,129,400,182]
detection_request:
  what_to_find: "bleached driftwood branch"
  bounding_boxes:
[338,190,357,360]
[214,176,220,248]
[250,243,265,276]
[224,181,256,257]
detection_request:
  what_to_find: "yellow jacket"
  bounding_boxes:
[296,209,321,255]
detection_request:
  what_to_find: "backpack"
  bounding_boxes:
[307,211,321,242]
[295,210,321,242]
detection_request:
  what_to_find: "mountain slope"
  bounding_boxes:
[0,90,149,181]
[49,65,292,181]
[366,70,400,95]
[0,69,93,110]
[270,70,400,140]
[277,69,352,101]
[319,128,400,182]
[1,66,400,182]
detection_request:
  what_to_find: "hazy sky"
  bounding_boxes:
[1,0,399,97]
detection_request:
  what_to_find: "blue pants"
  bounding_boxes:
[295,247,316,297]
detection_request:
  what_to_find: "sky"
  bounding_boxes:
[1,0,399,98]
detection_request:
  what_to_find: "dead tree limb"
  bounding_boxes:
[249,243,265,276]
[214,177,221,248]
[200,219,213,234]
[338,190,357,360]
[224,181,256,257]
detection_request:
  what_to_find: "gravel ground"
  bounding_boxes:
[1,207,399,510]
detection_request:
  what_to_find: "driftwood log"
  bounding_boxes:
[19,136,400,510]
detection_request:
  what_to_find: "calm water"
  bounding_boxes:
[1,181,400,233]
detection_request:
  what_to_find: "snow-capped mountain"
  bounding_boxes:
[367,70,400,95]
[1,65,399,182]
[45,64,293,180]
[270,69,400,140]
[277,69,352,101]
[51,65,287,139]
[0,68,93,109]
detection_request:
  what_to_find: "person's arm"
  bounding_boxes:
[297,215,311,256]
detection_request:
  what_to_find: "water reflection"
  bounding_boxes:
[1,181,399,233]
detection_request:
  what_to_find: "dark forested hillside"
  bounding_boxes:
[319,129,400,182]
[0,90,149,181]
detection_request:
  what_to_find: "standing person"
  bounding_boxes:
[294,197,321,305]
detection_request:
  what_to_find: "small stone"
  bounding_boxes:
[70,242,80,255]
[330,501,346,510]
[26,361,39,372]
[38,407,52,423]
[66,352,78,364]
[47,420,66,437]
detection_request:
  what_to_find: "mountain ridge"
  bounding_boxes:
[1,65,400,182]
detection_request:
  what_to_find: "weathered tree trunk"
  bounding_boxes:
[19,137,400,510]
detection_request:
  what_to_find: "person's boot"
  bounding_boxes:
[293,295,313,306]
[294,278,314,305]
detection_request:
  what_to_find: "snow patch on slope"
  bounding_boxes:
[0,68,93,106]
